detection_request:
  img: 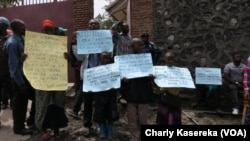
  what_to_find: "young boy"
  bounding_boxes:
[122,38,155,141]
[93,51,119,140]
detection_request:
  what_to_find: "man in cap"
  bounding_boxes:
[0,16,13,119]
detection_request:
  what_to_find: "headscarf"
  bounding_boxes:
[58,27,67,33]
[0,16,10,26]
[41,19,55,29]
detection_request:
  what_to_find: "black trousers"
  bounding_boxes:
[83,92,94,128]
[11,80,29,132]
[73,91,84,113]
[73,80,84,113]
[26,80,36,126]
[0,75,12,106]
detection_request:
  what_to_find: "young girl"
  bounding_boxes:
[93,51,119,140]
[156,51,182,125]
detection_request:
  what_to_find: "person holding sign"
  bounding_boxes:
[122,38,155,141]
[192,58,223,112]
[79,19,102,135]
[34,19,68,141]
[92,52,119,140]
[155,51,182,125]
[66,31,84,118]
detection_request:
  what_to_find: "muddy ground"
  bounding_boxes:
[25,88,243,141]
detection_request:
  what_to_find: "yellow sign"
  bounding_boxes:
[24,31,68,91]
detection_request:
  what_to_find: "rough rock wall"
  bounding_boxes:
[153,0,250,72]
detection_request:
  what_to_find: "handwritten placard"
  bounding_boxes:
[154,66,195,88]
[114,53,154,79]
[77,30,113,54]
[72,44,85,61]
[83,63,120,92]
[195,67,222,85]
[23,31,68,91]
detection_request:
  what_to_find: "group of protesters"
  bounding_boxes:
[0,17,68,141]
[0,15,250,141]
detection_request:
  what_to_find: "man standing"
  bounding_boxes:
[223,51,245,115]
[80,19,102,136]
[141,33,155,64]
[4,19,33,135]
[114,22,132,56]
[0,16,11,126]
[111,22,132,105]
[0,17,11,107]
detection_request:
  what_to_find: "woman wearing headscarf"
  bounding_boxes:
[34,19,68,141]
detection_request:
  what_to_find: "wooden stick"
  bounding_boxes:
[241,100,249,124]
[182,111,200,125]
[183,110,242,115]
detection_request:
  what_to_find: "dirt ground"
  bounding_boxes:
[1,86,242,141]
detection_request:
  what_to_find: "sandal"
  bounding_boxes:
[42,133,53,141]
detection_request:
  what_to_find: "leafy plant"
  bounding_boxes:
[0,0,20,8]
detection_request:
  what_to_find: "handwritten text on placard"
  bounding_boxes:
[77,30,113,54]
[154,66,195,88]
[114,53,154,79]
[195,67,222,85]
[23,31,68,91]
[83,63,120,92]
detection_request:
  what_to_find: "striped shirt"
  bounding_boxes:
[243,56,250,92]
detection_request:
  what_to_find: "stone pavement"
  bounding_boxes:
[0,101,32,141]
[0,83,75,141]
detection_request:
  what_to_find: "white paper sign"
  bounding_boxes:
[77,30,113,54]
[83,63,120,92]
[72,45,85,61]
[114,53,154,79]
[154,66,195,88]
[195,67,222,85]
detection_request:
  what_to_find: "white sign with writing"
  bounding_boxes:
[114,53,154,79]
[195,67,222,85]
[154,66,195,88]
[72,45,86,61]
[83,63,120,92]
[77,30,113,54]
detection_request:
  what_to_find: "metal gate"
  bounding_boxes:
[0,0,75,82]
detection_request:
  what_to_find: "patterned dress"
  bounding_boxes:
[35,90,66,130]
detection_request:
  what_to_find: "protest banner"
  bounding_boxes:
[195,67,222,85]
[154,66,195,88]
[77,30,113,54]
[72,44,85,61]
[114,53,154,79]
[23,31,68,91]
[83,63,120,92]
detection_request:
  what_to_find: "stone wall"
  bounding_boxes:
[153,0,250,72]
